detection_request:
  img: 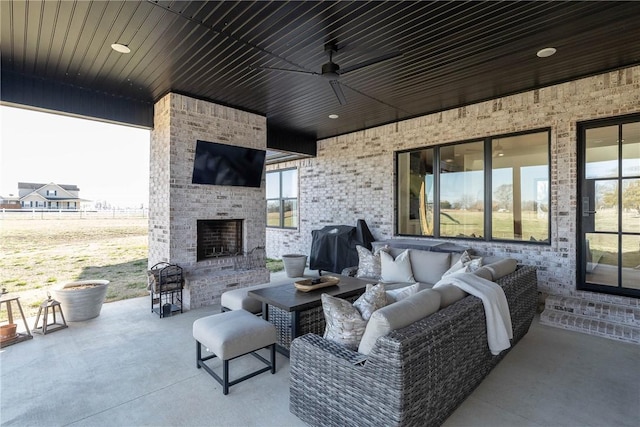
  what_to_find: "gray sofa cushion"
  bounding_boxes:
[484,258,518,280]
[432,284,467,308]
[358,289,441,355]
[221,282,275,313]
[409,250,451,284]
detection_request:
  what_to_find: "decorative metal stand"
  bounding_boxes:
[148,263,184,318]
[33,293,68,335]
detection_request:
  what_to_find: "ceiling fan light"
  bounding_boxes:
[321,62,340,79]
[536,47,556,58]
[111,43,131,54]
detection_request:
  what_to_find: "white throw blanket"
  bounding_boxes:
[434,273,513,355]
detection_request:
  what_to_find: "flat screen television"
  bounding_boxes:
[192,140,266,188]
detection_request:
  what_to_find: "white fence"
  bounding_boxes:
[0,208,148,220]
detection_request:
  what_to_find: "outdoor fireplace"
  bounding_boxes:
[197,219,243,261]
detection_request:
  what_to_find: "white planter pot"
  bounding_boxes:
[52,280,110,322]
[282,254,308,278]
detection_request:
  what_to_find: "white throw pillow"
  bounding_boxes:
[385,283,421,303]
[380,250,415,283]
[443,251,483,277]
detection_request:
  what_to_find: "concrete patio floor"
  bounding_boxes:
[1,270,639,426]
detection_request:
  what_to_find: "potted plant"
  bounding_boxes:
[52,280,110,321]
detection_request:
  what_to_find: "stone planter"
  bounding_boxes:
[52,280,110,322]
[282,254,308,278]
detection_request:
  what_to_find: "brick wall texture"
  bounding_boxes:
[150,93,269,309]
[266,65,640,304]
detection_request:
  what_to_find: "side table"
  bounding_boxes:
[0,296,34,348]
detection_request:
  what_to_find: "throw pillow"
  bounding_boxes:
[353,283,388,321]
[321,294,368,350]
[380,250,415,283]
[442,251,483,277]
[355,245,387,279]
[385,283,421,303]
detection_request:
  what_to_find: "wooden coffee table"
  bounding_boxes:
[248,275,368,356]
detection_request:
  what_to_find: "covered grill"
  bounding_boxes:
[309,220,375,274]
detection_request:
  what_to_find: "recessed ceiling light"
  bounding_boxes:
[328,114,339,119]
[111,43,131,54]
[536,47,556,58]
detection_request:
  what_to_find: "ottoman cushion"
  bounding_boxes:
[193,310,276,360]
[220,283,275,313]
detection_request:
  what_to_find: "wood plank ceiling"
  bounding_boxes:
[2,0,640,142]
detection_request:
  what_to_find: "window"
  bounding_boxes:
[440,141,485,238]
[266,169,298,228]
[47,190,57,196]
[397,129,550,243]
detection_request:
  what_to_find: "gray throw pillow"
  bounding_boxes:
[353,283,388,321]
[356,245,386,279]
[321,294,368,350]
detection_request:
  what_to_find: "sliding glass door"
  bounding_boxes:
[578,115,640,297]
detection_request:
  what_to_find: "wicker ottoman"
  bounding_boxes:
[193,310,277,395]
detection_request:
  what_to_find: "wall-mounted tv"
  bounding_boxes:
[192,140,266,188]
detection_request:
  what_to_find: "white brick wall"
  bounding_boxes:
[266,65,640,303]
[150,93,269,309]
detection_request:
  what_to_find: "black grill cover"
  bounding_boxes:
[309,219,375,273]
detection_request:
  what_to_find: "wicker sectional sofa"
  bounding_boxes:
[289,264,538,427]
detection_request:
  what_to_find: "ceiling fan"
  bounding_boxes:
[251,41,402,105]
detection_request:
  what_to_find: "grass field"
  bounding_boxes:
[1,218,149,319]
[1,218,285,320]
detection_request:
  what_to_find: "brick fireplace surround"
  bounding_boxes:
[149,93,269,310]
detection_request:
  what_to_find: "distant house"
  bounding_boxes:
[0,195,21,209]
[18,182,87,210]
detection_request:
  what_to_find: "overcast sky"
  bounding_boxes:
[0,105,150,208]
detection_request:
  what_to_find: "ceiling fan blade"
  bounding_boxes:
[250,65,318,76]
[329,80,347,105]
[339,51,403,75]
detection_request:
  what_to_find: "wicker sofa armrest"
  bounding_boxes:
[340,266,359,277]
[290,333,402,426]
[291,333,367,365]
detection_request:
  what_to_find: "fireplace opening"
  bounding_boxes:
[197,219,243,261]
